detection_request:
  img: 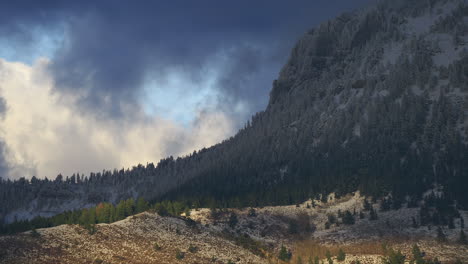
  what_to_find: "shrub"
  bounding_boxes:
[297,256,304,264]
[327,214,337,224]
[288,219,299,234]
[458,230,467,244]
[188,244,198,253]
[359,211,365,219]
[278,245,292,262]
[337,249,346,262]
[411,244,424,264]
[30,228,40,238]
[154,242,162,251]
[382,248,405,264]
[184,217,197,228]
[342,211,355,225]
[87,224,97,235]
[175,250,185,260]
[325,250,333,264]
[436,227,446,243]
[228,212,238,229]
[248,208,257,217]
[314,256,320,264]
[363,199,372,211]
[369,208,378,221]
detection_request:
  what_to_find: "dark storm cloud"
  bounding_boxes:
[0,0,373,119]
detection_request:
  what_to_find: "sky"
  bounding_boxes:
[0,0,372,180]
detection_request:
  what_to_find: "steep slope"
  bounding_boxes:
[1,0,468,223]
[1,194,467,263]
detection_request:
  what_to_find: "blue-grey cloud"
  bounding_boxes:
[0,0,374,179]
[0,0,373,120]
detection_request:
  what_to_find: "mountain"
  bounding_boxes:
[1,193,467,263]
[1,0,468,224]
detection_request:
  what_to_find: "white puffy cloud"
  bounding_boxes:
[0,58,234,179]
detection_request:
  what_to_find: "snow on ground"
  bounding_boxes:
[1,191,467,263]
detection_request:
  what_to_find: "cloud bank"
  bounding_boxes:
[0,59,233,179]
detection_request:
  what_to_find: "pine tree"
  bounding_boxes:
[359,211,365,219]
[325,250,333,264]
[278,245,292,262]
[297,256,304,264]
[124,198,135,216]
[448,216,455,229]
[228,212,238,229]
[411,244,424,264]
[342,211,355,225]
[369,207,378,221]
[458,229,467,244]
[116,201,126,220]
[383,248,405,264]
[136,197,149,213]
[337,249,346,262]
[436,227,446,243]
[363,199,372,211]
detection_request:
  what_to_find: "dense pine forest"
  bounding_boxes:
[1,0,468,230]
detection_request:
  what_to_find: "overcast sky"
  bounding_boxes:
[0,0,372,179]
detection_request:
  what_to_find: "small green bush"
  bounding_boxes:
[278,245,292,262]
[154,242,162,251]
[188,244,198,253]
[175,250,185,260]
[325,250,333,264]
[337,249,346,262]
[382,248,405,264]
[248,208,257,217]
[30,228,40,238]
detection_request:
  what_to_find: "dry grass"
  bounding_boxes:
[293,239,395,260]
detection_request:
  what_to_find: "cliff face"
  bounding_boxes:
[2,0,468,223]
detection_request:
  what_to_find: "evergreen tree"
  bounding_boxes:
[136,197,149,213]
[124,198,135,216]
[411,244,424,264]
[363,199,372,211]
[448,216,455,229]
[325,250,333,264]
[383,248,405,264]
[342,211,355,225]
[359,211,365,219]
[458,229,467,244]
[369,208,378,221]
[228,212,238,229]
[297,256,303,264]
[278,245,292,262]
[436,227,446,243]
[116,200,126,220]
[337,249,346,262]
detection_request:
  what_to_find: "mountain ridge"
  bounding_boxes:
[1,0,468,224]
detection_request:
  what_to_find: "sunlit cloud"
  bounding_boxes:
[0,58,235,179]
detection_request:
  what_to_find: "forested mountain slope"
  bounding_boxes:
[1,0,468,224]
